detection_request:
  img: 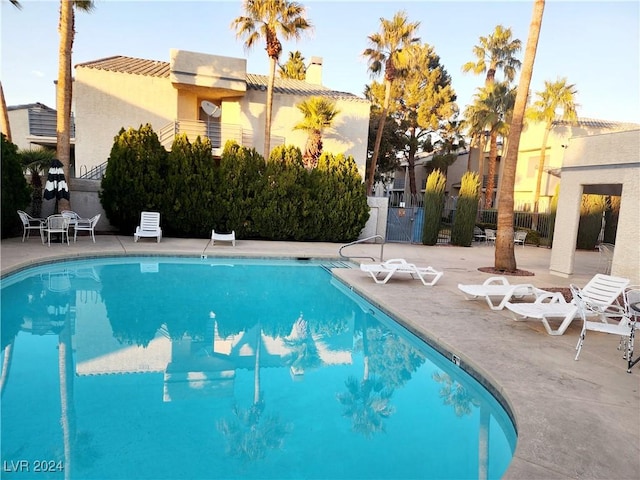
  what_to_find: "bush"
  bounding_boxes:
[451,172,480,247]
[312,152,369,242]
[100,124,168,234]
[99,129,369,243]
[1,134,31,238]
[603,195,619,244]
[422,170,446,245]
[163,135,217,237]
[576,194,606,250]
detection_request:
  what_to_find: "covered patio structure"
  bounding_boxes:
[550,128,640,284]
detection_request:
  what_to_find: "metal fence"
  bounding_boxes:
[386,195,554,244]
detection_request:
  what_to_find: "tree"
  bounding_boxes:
[1,134,31,238]
[526,77,578,214]
[395,43,458,196]
[462,24,522,86]
[231,0,311,159]
[278,50,306,79]
[495,0,545,272]
[466,82,515,208]
[363,10,420,195]
[293,96,340,168]
[57,0,94,212]
[20,148,56,217]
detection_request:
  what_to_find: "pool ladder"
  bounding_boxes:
[339,235,385,262]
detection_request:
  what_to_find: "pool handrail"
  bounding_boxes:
[339,235,385,262]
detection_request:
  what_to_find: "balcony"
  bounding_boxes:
[158,119,284,155]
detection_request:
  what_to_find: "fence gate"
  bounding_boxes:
[386,206,424,243]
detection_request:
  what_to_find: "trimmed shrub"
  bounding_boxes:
[1,134,31,238]
[100,124,168,234]
[577,194,606,250]
[163,135,217,237]
[217,142,266,238]
[422,170,446,245]
[254,145,308,239]
[312,152,369,242]
[451,172,481,247]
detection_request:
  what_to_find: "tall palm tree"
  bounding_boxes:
[231,0,312,160]
[0,1,22,141]
[57,0,94,212]
[462,24,522,86]
[466,82,515,208]
[278,50,306,79]
[526,77,578,214]
[363,10,420,195]
[495,0,546,272]
[293,96,340,168]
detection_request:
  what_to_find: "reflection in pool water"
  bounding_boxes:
[1,257,516,479]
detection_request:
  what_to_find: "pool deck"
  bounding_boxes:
[2,235,639,479]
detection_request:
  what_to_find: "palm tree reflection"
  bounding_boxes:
[217,322,291,462]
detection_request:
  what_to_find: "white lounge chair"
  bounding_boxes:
[572,284,639,372]
[504,273,630,336]
[212,229,235,246]
[134,211,162,243]
[360,258,443,286]
[458,276,547,311]
[485,228,496,245]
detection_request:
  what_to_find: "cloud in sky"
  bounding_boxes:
[31,70,44,78]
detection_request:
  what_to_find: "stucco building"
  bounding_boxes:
[73,49,370,178]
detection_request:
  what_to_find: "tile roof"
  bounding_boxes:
[8,102,55,112]
[76,55,367,102]
[554,117,640,131]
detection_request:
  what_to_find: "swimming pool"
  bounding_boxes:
[1,256,516,479]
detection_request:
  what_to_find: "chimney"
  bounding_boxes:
[306,57,323,85]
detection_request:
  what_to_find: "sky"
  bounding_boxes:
[2,0,639,124]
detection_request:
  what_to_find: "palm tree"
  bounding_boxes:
[462,24,522,86]
[278,50,306,79]
[495,0,546,272]
[526,77,578,214]
[20,148,56,217]
[293,96,340,168]
[57,0,94,212]
[231,0,312,160]
[466,82,515,208]
[363,10,420,195]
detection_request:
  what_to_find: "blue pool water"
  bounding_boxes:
[1,257,516,479]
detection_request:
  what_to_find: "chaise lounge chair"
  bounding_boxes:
[572,284,638,371]
[504,273,630,336]
[457,276,548,311]
[360,258,443,286]
[134,211,162,243]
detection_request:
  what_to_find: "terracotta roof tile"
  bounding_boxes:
[554,117,640,131]
[76,55,367,102]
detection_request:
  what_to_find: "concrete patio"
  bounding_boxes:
[1,234,638,479]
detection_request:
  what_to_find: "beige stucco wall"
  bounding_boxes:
[74,54,369,178]
[7,108,36,150]
[74,68,179,174]
[550,129,640,284]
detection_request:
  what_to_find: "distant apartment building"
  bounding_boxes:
[389,117,639,211]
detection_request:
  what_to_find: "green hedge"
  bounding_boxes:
[100,127,369,242]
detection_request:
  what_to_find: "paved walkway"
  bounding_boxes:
[2,235,639,479]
